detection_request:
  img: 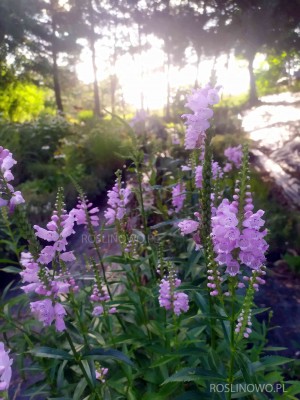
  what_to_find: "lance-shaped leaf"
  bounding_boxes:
[82,348,135,367]
[31,347,73,361]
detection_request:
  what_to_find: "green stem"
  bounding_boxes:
[208,293,216,348]
[65,331,103,400]
[72,183,112,301]
[127,256,152,340]
[1,208,21,261]
[0,312,37,343]
[136,166,149,245]
[104,312,117,348]
[134,156,156,281]
[172,313,180,351]
[69,292,90,348]
[200,133,218,348]
[228,277,236,400]
[89,223,112,301]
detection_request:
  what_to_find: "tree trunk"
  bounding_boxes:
[210,56,217,87]
[194,51,201,88]
[110,74,116,114]
[88,0,101,118]
[110,32,118,114]
[50,0,63,114]
[247,50,258,105]
[52,49,64,114]
[137,24,144,110]
[165,50,171,121]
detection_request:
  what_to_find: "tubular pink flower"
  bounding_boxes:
[195,161,222,189]
[0,342,12,391]
[91,284,115,316]
[54,303,67,332]
[195,165,203,188]
[104,179,131,226]
[92,305,104,316]
[33,209,76,266]
[182,85,220,150]
[211,198,240,276]
[173,292,189,315]
[33,226,60,242]
[9,191,25,209]
[30,299,55,327]
[70,198,99,227]
[20,252,39,283]
[158,275,189,316]
[212,190,268,279]
[59,251,76,262]
[30,300,67,332]
[96,367,109,383]
[178,219,199,236]
[224,145,243,168]
[158,279,172,310]
[0,147,25,211]
[22,206,78,329]
[172,183,186,213]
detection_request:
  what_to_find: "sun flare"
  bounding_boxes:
[76,39,251,111]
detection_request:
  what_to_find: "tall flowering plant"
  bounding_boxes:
[0,86,296,399]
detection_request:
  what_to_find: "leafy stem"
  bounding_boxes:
[228,277,237,399]
[64,330,103,400]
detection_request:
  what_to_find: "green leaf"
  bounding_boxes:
[251,307,270,315]
[103,255,139,265]
[234,355,293,380]
[150,219,182,229]
[49,398,72,400]
[185,250,202,276]
[56,360,68,389]
[81,359,96,387]
[220,319,230,345]
[31,347,73,361]
[163,368,226,384]
[235,352,259,385]
[193,292,208,313]
[260,356,293,368]
[174,391,209,399]
[0,258,19,264]
[82,348,135,367]
[264,347,287,352]
[285,381,300,397]
[158,382,180,398]
[1,281,14,300]
[1,266,21,273]
[142,394,165,400]
[150,347,207,368]
[150,355,178,368]
[23,382,50,396]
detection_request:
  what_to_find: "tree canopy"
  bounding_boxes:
[0,0,299,118]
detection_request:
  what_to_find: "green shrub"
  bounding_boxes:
[0,116,128,221]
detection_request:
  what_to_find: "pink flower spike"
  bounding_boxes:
[54,303,67,332]
[30,299,55,327]
[0,342,12,391]
[59,251,76,262]
[178,219,199,236]
[34,226,59,242]
[172,183,186,213]
[93,305,104,316]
